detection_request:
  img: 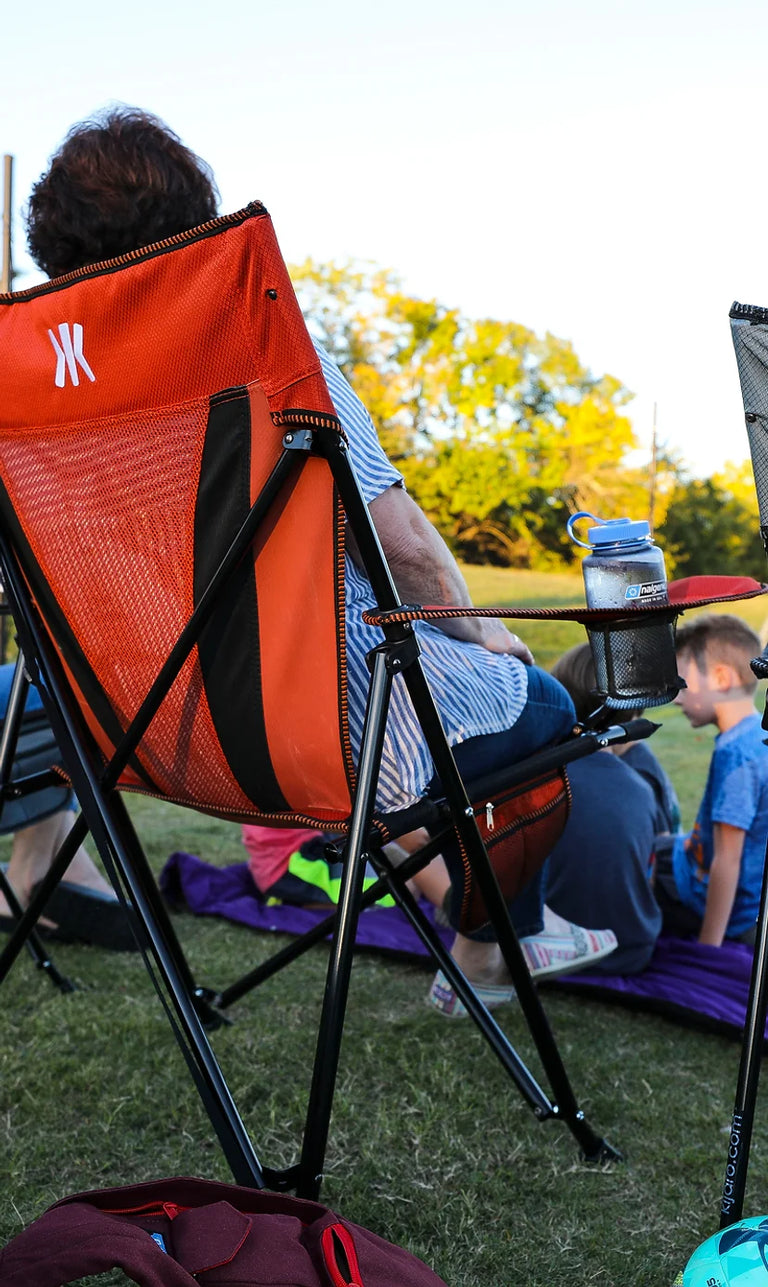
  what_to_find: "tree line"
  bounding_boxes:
[292,260,765,579]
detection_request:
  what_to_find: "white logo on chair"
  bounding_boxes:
[47,323,96,388]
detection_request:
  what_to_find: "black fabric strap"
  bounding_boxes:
[193,388,288,812]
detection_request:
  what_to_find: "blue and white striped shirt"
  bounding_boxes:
[317,345,528,811]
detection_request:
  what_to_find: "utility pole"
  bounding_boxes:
[648,401,657,536]
[1,154,12,294]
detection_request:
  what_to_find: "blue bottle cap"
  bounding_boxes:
[588,517,651,547]
[566,511,653,549]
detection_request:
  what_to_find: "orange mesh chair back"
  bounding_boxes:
[0,205,354,827]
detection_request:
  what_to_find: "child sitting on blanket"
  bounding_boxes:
[543,643,678,974]
[653,614,768,948]
[242,824,452,913]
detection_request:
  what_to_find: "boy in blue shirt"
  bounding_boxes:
[655,614,768,947]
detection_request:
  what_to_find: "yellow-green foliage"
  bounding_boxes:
[291,258,675,570]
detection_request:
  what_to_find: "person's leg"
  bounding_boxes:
[426,668,616,1012]
[4,809,113,906]
[429,665,576,940]
[0,663,107,913]
[0,809,138,949]
[381,830,452,910]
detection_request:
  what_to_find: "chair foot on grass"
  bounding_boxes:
[580,1137,624,1165]
[193,986,233,1031]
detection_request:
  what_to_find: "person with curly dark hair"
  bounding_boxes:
[26,106,219,278]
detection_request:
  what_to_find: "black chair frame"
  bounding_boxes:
[0,417,633,1199]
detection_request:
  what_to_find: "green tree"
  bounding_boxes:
[656,476,766,579]
[291,259,652,567]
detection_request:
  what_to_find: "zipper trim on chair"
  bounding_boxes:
[273,408,347,438]
[0,202,268,303]
[457,769,572,928]
[115,782,392,840]
[478,776,571,847]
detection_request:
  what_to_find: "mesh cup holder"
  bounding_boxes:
[586,611,683,711]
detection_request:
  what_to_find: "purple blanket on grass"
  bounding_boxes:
[160,851,765,1043]
[160,851,456,957]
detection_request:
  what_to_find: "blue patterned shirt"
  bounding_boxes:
[317,345,528,811]
[672,711,768,937]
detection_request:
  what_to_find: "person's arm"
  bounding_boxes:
[698,822,745,947]
[347,485,533,661]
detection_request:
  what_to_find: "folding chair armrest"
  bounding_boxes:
[374,719,657,850]
[361,575,768,630]
[460,718,658,805]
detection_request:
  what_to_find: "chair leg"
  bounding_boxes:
[0,812,86,985]
[473,860,621,1162]
[80,788,266,1186]
[0,865,74,993]
[95,795,227,1028]
[213,835,448,1008]
[719,830,768,1225]
[375,861,554,1116]
[297,648,393,1199]
[401,660,621,1163]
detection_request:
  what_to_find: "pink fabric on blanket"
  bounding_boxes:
[241,825,323,893]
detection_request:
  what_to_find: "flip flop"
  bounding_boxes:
[26,881,141,951]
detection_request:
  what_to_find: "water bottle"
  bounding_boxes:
[566,512,668,610]
[566,511,679,713]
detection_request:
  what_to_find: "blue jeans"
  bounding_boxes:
[427,665,576,940]
[0,662,44,716]
[0,662,75,818]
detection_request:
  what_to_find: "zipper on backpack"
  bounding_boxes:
[320,1222,364,1287]
[103,1200,187,1218]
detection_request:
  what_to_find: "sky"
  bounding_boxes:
[4,0,768,480]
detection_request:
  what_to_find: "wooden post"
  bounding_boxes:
[1,154,12,294]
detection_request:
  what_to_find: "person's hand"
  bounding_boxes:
[479,620,534,664]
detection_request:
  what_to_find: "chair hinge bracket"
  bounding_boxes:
[282,429,315,452]
[261,1164,302,1192]
[365,632,421,676]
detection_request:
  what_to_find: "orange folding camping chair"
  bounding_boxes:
[0,203,758,1198]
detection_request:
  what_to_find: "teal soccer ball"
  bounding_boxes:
[680,1218,768,1284]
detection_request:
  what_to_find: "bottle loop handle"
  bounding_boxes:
[566,510,602,550]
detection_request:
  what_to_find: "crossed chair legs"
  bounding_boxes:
[0,667,626,1197]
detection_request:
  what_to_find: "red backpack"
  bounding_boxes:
[0,1176,449,1286]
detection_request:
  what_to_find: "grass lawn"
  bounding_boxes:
[1,568,768,1285]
